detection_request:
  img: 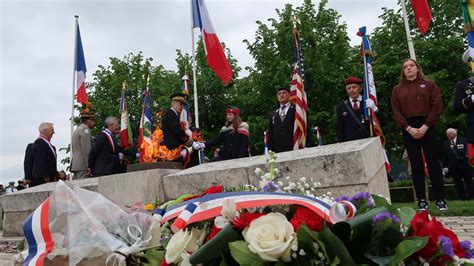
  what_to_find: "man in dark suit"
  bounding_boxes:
[336,77,382,142]
[31,122,58,186]
[162,93,193,150]
[442,128,474,200]
[23,143,34,183]
[89,116,122,177]
[267,85,313,153]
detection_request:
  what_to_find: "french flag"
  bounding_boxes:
[75,23,87,104]
[22,198,54,266]
[192,0,233,84]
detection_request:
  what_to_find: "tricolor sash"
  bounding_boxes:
[102,130,115,153]
[23,198,54,266]
[157,192,333,232]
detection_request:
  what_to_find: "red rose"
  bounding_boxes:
[160,257,170,266]
[410,211,465,264]
[206,225,222,242]
[290,206,324,232]
[232,212,266,230]
[203,185,223,195]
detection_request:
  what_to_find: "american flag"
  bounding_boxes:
[290,28,307,150]
[358,26,391,172]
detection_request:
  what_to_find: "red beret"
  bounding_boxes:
[226,106,240,115]
[344,77,363,86]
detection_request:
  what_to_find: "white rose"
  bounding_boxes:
[242,212,296,262]
[165,229,200,264]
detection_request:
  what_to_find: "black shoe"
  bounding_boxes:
[436,200,448,212]
[418,199,428,211]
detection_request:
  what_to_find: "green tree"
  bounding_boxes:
[237,0,353,154]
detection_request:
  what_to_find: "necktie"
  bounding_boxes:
[352,100,358,111]
[280,105,286,121]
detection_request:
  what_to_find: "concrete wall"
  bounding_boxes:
[1,137,388,237]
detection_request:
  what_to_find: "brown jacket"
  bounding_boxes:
[391,78,443,129]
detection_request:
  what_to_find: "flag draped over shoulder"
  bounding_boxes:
[192,0,233,84]
[410,0,432,35]
[75,23,87,104]
[358,26,391,172]
[291,27,307,150]
[462,0,474,72]
[180,74,190,129]
[139,86,154,163]
[120,86,133,149]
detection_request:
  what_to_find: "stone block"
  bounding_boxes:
[162,137,389,200]
[98,168,179,208]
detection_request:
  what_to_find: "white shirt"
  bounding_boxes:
[279,103,290,116]
[349,95,363,109]
[4,186,17,194]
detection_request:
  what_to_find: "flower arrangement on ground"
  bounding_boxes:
[133,152,474,265]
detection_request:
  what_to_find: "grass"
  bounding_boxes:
[392,200,474,216]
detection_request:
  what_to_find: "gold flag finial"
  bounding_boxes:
[146,75,151,86]
[122,80,127,90]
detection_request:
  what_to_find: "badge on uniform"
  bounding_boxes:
[457,144,464,149]
[420,84,426,88]
[342,112,347,116]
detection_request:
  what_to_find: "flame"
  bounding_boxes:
[141,128,182,163]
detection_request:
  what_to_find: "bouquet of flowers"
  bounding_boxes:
[135,152,473,266]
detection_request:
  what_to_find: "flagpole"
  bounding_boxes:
[71,15,79,152]
[190,0,200,129]
[400,0,417,60]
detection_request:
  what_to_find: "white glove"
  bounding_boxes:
[471,95,474,102]
[365,98,378,112]
[199,142,206,149]
[442,167,449,175]
[192,142,200,150]
[136,153,140,158]
[185,129,193,137]
[181,149,188,158]
[119,152,124,160]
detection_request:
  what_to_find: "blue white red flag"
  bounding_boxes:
[358,26,391,172]
[75,23,87,104]
[290,28,307,150]
[192,0,233,84]
[22,197,54,266]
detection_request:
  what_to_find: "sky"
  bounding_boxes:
[0,0,399,185]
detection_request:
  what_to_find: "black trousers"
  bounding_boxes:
[450,164,474,200]
[403,117,445,201]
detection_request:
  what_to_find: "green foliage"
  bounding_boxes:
[228,240,264,266]
[80,0,470,168]
[390,237,428,266]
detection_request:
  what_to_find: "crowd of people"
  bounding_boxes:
[14,57,474,212]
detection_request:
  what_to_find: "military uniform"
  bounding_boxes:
[454,78,474,143]
[71,124,93,179]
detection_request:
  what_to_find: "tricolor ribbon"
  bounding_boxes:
[23,197,54,266]
[165,192,334,232]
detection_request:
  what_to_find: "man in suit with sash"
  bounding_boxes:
[89,116,122,177]
[31,122,58,186]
